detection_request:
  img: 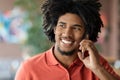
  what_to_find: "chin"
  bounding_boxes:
[57,47,75,56]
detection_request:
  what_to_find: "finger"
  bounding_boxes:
[86,44,99,59]
[80,39,89,46]
[81,47,86,59]
[80,41,88,59]
[77,51,83,60]
[80,42,94,59]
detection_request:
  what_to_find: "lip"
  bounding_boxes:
[62,39,72,44]
[60,38,74,47]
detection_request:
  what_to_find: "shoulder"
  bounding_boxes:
[23,50,50,67]
[21,50,50,69]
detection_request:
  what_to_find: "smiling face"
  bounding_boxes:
[54,13,85,55]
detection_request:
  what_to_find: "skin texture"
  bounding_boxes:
[54,13,85,67]
[54,13,85,55]
[54,13,118,80]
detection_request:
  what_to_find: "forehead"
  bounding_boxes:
[58,13,84,25]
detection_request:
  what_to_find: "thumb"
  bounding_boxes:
[77,51,84,61]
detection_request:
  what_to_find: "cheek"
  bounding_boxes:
[75,33,85,41]
[54,27,61,34]
[54,28,63,39]
[54,30,61,41]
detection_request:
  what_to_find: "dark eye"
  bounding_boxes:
[73,27,81,31]
[58,24,65,28]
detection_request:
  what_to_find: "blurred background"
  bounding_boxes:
[0,0,120,80]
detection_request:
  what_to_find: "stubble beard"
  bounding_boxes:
[57,46,76,56]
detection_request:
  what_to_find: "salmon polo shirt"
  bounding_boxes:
[15,47,120,80]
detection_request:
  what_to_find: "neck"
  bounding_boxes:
[53,47,78,68]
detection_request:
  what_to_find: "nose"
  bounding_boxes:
[63,27,73,37]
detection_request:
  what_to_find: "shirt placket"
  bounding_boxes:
[58,64,71,80]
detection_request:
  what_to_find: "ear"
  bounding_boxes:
[85,34,89,40]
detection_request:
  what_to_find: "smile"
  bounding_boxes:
[61,39,73,44]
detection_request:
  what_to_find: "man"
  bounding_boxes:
[15,0,120,80]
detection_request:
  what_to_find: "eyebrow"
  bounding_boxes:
[58,21,83,28]
[73,24,83,28]
[58,22,66,25]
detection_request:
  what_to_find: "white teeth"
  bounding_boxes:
[62,39,72,44]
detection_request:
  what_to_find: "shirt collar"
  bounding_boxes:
[73,57,83,66]
[46,47,83,66]
[46,47,59,65]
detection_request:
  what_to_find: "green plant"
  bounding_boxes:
[15,0,52,56]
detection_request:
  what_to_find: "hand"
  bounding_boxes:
[77,39,101,71]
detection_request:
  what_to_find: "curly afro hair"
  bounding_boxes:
[41,0,103,42]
